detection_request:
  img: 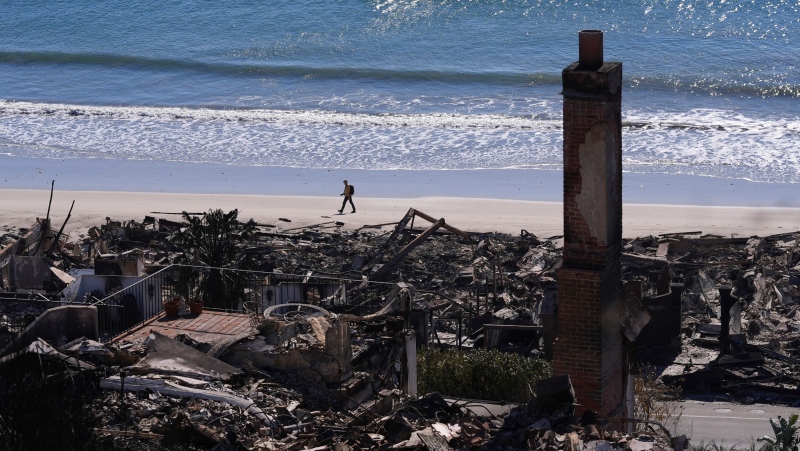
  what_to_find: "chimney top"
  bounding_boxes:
[578,30,603,70]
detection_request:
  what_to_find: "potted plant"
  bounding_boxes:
[189,298,203,315]
[163,297,180,316]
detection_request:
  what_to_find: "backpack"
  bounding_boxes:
[349,185,355,195]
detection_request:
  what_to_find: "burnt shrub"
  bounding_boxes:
[0,354,104,451]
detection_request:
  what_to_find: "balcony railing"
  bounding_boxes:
[92,265,396,341]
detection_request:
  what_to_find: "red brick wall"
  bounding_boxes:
[553,268,603,410]
[562,96,622,269]
[554,266,623,418]
[554,62,624,425]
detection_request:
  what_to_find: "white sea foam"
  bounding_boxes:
[0,100,559,130]
[1,101,798,184]
[622,108,800,183]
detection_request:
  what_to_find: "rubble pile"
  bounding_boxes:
[1,207,799,449]
[80,370,678,451]
[622,232,800,403]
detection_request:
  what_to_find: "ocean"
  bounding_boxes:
[1,0,799,188]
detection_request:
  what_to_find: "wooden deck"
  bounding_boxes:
[112,310,254,344]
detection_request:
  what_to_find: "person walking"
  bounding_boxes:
[338,180,355,214]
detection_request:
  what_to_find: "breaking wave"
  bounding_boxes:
[0,100,559,130]
[1,100,799,184]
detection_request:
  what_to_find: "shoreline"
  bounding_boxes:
[4,155,800,238]
[3,155,800,207]
[2,189,800,239]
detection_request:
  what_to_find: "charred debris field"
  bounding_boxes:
[1,208,800,450]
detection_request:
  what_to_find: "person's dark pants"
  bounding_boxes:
[340,196,355,212]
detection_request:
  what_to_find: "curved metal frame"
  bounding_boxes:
[263,303,332,321]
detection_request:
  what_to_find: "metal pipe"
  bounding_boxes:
[626,373,635,434]
[405,334,417,396]
[578,30,603,70]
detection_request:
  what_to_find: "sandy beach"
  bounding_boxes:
[3,155,800,239]
[3,188,800,240]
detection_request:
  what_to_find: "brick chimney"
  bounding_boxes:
[553,30,624,423]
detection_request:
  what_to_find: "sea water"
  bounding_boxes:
[1,0,798,185]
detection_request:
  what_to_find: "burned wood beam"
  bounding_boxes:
[621,253,668,268]
[370,208,417,264]
[46,199,75,257]
[408,208,438,224]
[369,208,473,273]
[32,180,55,256]
[621,253,667,263]
[282,221,343,232]
[358,221,401,230]
[44,180,54,227]
[744,343,800,366]
[375,219,444,278]
[658,231,702,237]
[482,324,542,331]
[409,208,472,240]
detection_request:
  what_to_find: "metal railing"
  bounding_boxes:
[0,293,63,337]
[93,265,397,341]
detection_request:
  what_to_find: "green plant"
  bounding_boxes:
[758,414,800,451]
[418,347,551,402]
[171,209,257,309]
[172,209,256,268]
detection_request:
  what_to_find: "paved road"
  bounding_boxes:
[444,397,798,447]
[681,400,798,447]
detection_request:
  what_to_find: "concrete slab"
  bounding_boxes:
[128,331,242,380]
